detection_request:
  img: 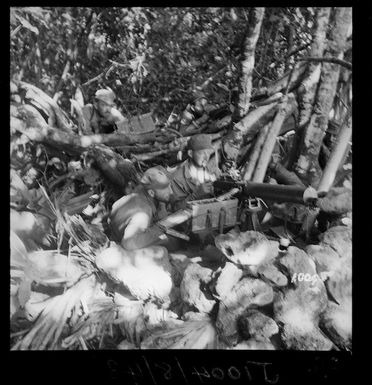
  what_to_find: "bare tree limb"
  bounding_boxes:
[299,56,352,71]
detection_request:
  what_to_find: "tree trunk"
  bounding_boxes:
[222,102,278,165]
[298,7,331,129]
[241,122,270,181]
[236,7,265,119]
[252,93,297,182]
[294,7,352,186]
[317,109,352,194]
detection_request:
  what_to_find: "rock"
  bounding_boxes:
[168,252,192,287]
[257,263,288,287]
[232,339,276,350]
[168,286,194,318]
[319,226,352,259]
[279,246,318,286]
[274,278,328,324]
[143,302,178,328]
[216,278,273,346]
[325,265,352,305]
[307,241,351,305]
[273,282,332,350]
[306,244,342,275]
[215,262,243,299]
[280,314,334,350]
[199,245,226,270]
[117,339,138,349]
[237,309,279,340]
[180,262,216,314]
[317,187,352,215]
[183,311,210,321]
[96,244,173,303]
[215,229,277,266]
[320,299,352,350]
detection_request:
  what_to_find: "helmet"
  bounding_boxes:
[140,166,171,190]
[187,134,214,151]
[95,89,115,104]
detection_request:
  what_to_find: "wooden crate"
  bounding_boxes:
[187,198,238,233]
[117,112,156,134]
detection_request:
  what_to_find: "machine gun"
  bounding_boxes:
[213,178,318,206]
[121,179,319,250]
[213,178,319,235]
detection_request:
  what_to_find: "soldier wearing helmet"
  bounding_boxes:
[82,88,127,134]
[109,166,174,250]
[170,134,221,209]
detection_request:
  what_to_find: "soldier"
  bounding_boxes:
[109,166,174,250]
[82,88,127,134]
[170,134,221,209]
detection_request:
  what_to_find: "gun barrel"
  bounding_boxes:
[214,181,307,204]
[244,182,307,204]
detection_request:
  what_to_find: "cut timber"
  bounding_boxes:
[241,122,270,181]
[252,93,297,182]
[234,102,278,141]
[317,111,352,194]
[222,102,278,164]
[269,162,305,186]
[16,124,156,156]
[87,144,139,191]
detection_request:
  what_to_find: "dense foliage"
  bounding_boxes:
[10,7,316,123]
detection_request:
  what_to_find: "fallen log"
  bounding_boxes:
[14,123,158,156]
[317,110,352,195]
[252,93,297,182]
[241,122,271,181]
[234,101,278,141]
[86,144,139,192]
[16,81,76,133]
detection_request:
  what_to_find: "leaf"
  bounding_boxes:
[15,14,39,35]
[216,83,229,92]
[74,87,85,107]
[10,231,28,267]
[83,168,102,186]
[18,277,32,308]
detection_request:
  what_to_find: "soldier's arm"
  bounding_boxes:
[110,108,126,123]
[122,212,151,241]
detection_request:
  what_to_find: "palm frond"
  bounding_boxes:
[11,275,97,350]
[61,297,120,350]
[61,213,109,265]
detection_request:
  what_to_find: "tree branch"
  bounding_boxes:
[299,56,352,71]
